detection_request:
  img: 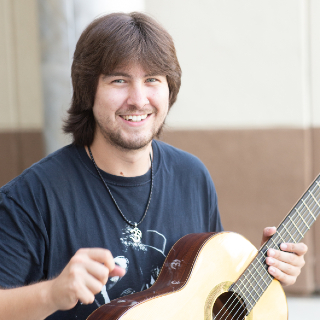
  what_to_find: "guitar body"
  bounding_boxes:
[88,232,287,320]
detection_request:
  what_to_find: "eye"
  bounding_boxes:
[146,78,158,83]
[113,79,125,84]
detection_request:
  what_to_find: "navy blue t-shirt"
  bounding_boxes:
[0,140,223,319]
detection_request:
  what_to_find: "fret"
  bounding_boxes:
[270,237,279,248]
[255,257,273,283]
[275,231,286,243]
[248,262,270,293]
[296,208,311,229]
[288,216,304,238]
[248,262,269,290]
[308,190,320,214]
[246,268,264,293]
[242,269,260,294]
[241,272,261,300]
[234,281,255,310]
[276,226,291,243]
[304,197,319,216]
[281,224,297,243]
[301,199,316,221]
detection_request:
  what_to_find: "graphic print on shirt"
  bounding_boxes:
[97,227,167,305]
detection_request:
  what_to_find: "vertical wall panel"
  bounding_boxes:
[0,0,18,129]
[12,0,43,129]
[0,0,44,186]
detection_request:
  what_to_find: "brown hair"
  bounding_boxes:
[63,12,182,146]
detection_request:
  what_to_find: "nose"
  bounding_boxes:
[126,83,149,109]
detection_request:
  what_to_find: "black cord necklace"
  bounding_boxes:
[88,146,153,243]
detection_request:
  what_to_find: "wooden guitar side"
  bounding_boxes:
[88,232,287,320]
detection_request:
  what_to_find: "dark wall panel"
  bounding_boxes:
[0,130,44,187]
[161,128,315,294]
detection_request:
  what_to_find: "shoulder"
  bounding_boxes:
[1,144,79,197]
[154,140,209,173]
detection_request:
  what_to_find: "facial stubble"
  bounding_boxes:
[96,112,167,151]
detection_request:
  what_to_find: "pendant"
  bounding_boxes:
[130,226,142,243]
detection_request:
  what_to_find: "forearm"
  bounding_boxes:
[0,280,57,320]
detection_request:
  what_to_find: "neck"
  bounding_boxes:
[86,138,153,177]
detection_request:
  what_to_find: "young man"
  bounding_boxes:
[0,12,307,320]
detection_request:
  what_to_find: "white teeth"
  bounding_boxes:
[122,114,148,122]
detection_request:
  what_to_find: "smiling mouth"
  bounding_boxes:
[120,114,149,122]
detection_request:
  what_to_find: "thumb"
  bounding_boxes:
[261,226,276,246]
[109,264,126,278]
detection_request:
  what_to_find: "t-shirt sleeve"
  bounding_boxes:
[0,191,47,288]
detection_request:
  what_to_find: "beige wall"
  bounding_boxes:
[146,0,319,130]
[0,0,44,187]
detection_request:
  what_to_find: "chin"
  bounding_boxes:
[108,134,153,151]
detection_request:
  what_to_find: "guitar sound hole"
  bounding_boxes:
[212,292,247,320]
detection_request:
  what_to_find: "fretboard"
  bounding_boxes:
[229,174,320,314]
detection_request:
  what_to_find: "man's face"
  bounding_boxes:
[92,63,170,150]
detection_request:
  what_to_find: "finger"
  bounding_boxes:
[81,259,111,284]
[267,266,297,286]
[266,255,301,278]
[80,248,115,266]
[83,272,106,296]
[76,281,96,305]
[67,262,107,304]
[77,248,115,275]
[261,226,276,245]
[280,242,308,256]
[77,248,126,282]
[267,248,305,268]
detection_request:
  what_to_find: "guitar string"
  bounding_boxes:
[212,180,320,320]
[213,290,246,320]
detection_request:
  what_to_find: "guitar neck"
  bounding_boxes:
[229,174,320,314]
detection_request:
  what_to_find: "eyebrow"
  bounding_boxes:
[103,72,132,79]
[102,72,164,79]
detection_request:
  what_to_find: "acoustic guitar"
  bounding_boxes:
[87,175,320,320]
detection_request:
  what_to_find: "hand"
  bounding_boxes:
[261,227,308,286]
[48,248,126,311]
